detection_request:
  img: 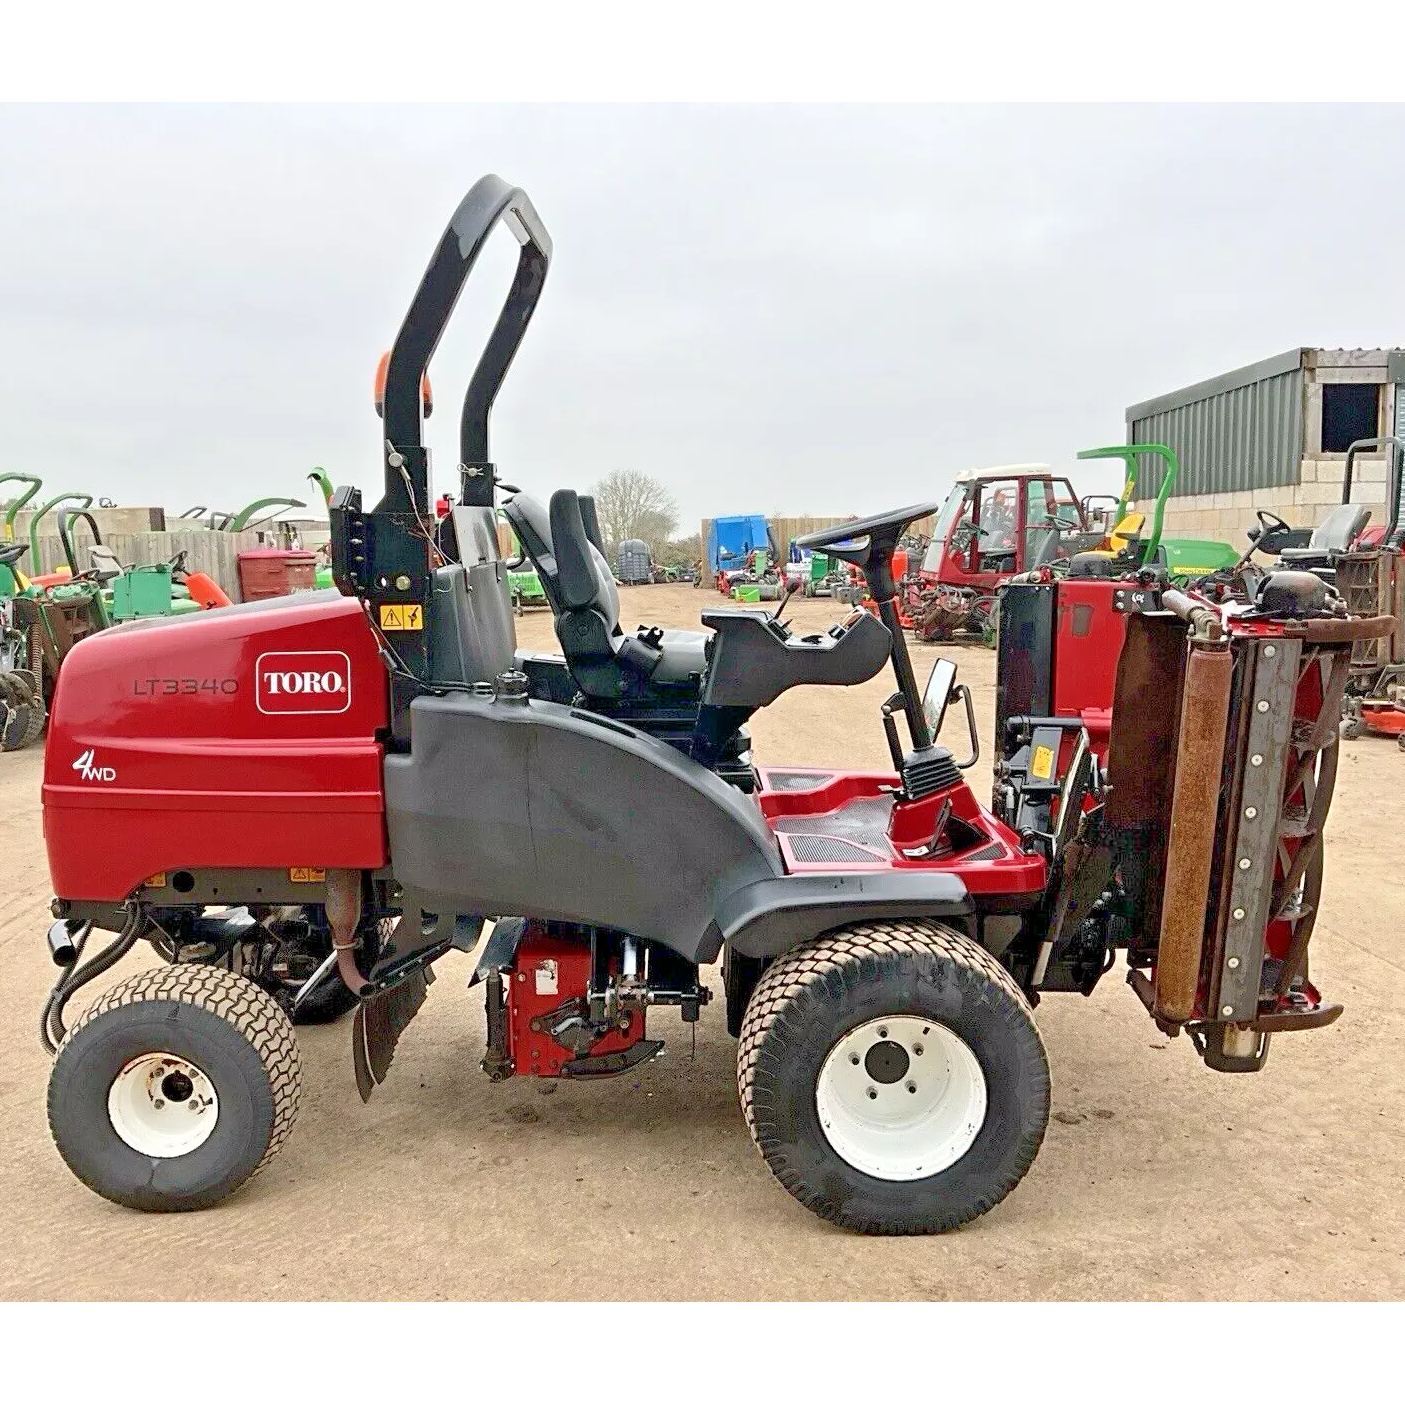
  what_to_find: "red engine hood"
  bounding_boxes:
[43,592,390,901]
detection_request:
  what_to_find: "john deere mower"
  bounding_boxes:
[1,472,47,749]
[36,176,1384,1234]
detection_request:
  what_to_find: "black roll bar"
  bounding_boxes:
[55,507,103,578]
[379,175,552,513]
[1342,436,1405,543]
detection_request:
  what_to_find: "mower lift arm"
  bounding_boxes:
[225,498,307,533]
[1,472,43,543]
[307,469,335,509]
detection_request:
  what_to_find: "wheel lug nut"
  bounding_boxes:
[153,1099,165,1109]
[907,1083,917,1094]
[849,1053,860,1065]
[913,1044,924,1056]
[866,1088,878,1100]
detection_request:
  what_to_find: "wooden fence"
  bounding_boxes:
[25,530,265,601]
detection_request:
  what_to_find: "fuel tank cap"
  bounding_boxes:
[493,669,530,703]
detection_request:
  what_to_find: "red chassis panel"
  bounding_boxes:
[43,595,389,901]
[506,929,646,1076]
[755,767,1046,897]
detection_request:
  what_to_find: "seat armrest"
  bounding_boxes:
[700,607,891,708]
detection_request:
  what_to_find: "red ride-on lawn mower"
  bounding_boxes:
[37,176,1387,1233]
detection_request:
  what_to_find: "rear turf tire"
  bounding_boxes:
[48,965,301,1212]
[737,920,1049,1235]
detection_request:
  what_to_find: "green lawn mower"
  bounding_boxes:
[1,472,52,749]
[1075,443,1241,581]
[499,509,550,615]
[801,548,846,598]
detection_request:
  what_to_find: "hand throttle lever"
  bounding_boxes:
[771,575,802,627]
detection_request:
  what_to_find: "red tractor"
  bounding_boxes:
[34,176,1386,1235]
[913,465,1095,642]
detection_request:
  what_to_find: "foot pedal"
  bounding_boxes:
[352,967,433,1102]
[559,1039,664,1080]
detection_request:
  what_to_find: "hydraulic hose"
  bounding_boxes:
[40,905,145,1055]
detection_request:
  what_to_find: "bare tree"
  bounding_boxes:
[592,469,679,555]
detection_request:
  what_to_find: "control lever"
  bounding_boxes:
[771,575,802,627]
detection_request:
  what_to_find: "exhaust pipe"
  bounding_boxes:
[325,869,371,998]
[46,919,86,968]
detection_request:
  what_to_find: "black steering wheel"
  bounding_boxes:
[795,502,941,602]
[1255,509,1290,538]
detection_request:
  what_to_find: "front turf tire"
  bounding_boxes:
[48,966,302,1212]
[737,920,1049,1235]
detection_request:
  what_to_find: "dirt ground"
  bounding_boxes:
[2,582,1403,1301]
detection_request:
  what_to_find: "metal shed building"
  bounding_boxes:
[1125,348,1405,542]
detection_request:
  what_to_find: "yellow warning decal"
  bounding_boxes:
[146,873,167,889]
[378,603,423,631]
[289,867,327,883]
[1031,744,1056,781]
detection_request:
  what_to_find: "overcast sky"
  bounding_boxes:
[2,104,1403,533]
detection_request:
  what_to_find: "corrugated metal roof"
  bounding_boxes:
[1125,349,1305,422]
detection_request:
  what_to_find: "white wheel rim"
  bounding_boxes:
[816,1015,987,1181]
[107,1052,219,1158]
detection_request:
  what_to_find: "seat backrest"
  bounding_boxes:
[1311,503,1369,554]
[88,545,124,583]
[502,491,621,632]
[1108,510,1145,554]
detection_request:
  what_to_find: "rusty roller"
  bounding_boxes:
[1154,635,1234,1022]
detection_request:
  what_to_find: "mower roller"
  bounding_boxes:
[36,176,1387,1233]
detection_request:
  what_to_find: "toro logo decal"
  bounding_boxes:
[255,651,352,716]
[72,749,117,783]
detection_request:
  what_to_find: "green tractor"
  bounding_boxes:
[1075,443,1241,580]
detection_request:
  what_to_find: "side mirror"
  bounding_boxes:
[922,657,980,769]
[922,658,958,736]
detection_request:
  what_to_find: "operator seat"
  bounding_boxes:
[1277,503,1370,570]
[502,489,709,701]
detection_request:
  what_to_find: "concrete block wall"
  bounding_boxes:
[1157,457,1393,542]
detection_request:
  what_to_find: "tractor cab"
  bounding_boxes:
[922,465,1088,592]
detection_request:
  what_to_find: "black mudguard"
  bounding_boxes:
[385,692,783,964]
[714,871,973,960]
